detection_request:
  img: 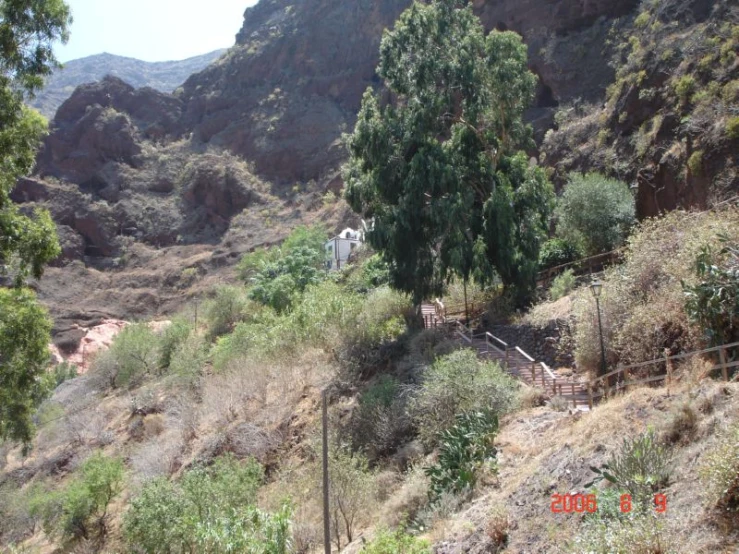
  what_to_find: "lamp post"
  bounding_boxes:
[590,281,607,379]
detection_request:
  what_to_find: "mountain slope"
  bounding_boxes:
[29,50,227,119]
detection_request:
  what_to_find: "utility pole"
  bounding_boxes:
[322,389,331,554]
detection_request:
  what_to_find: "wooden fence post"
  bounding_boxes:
[719,346,729,382]
[587,382,593,410]
[664,348,673,394]
[322,390,331,554]
[531,360,536,384]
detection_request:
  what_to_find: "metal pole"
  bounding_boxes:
[322,390,331,554]
[595,296,607,379]
[463,278,469,326]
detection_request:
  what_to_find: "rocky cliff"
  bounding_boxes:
[29,50,227,119]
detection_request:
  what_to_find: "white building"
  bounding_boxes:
[325,227,363,270]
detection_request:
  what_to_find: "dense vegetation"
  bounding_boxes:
[0,0,70,444]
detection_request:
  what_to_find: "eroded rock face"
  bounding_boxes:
[32,0,641,194]
[174,0,639,184]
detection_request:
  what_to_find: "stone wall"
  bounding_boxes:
[485,319,575,369]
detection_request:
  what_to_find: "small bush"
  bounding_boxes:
[410,350,517,445]
[361,528,431,554]
[48,361,78,388]
[320,446,377,551]
[156,319,193,371]
[547,395,570,412]
[674,75,697,103]
[93,323,157,388]
[687,150,703,175]
[169,331,207,381]
[34,452,124,541]
[570,513,674,553]
[589,430,670,508]
[518,386,547,408]
[662,403,698,445]
[424,410,498,500]
[550,269,577,301]
[485,506,510,548]
[203,285,251,340]
[539,238,584,271]
[727,116,739,140]
[701,423,739,516]
[351,376,412,460]
[683,239,739,347]
[555,173,636,256]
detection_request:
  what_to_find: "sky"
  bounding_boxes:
[55,0,259,63]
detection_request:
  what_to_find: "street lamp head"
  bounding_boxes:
[590,280,603,298]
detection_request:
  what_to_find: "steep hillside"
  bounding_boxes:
[542,0,738,217]
[29,50,227,119]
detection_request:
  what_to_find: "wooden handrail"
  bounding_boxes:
[515,346,535,363]
[591,341,739,386]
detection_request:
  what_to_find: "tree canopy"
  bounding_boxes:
[554,172,636,256]
[343,0,553,305]
[0,0,71,444]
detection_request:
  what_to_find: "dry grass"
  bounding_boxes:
[428,378,739,553]
[485,506,510,550]
[572,207,739,373]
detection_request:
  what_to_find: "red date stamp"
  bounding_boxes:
[550,493,667,514]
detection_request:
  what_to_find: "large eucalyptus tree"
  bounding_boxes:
[344,0,553,306]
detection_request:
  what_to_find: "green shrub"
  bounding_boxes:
[683,239,739,346]
[674,74,697,103]
[701,422,739,516]
[237,247,279,282]
[425,410,499,500]
[93,323,158,388]
[361,528,431,554]
[539,238,584,270]
[123,455,286,554]
[588,430,670,508]
[728,116,739,140]
[44,361,78,389]
[34,452,124,541]
[687,150,703,175]
[570,513,674,553]
[156,319,193,371]
[351,376,412,460]
[248,225,329,313]
[169,331,208,381]
[634,11,650,28]
[555,173,636,255]
[203,285,251,340]
[410,350,517,445]
[550,269,577,301]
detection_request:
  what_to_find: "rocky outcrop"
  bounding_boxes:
[542,0,738,217]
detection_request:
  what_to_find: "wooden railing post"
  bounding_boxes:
[719,346,729,382]
[587,381,593,410]
[505,348,510,368]
[531,360,536,383]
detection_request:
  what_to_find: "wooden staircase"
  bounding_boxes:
[421,302,591,410]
